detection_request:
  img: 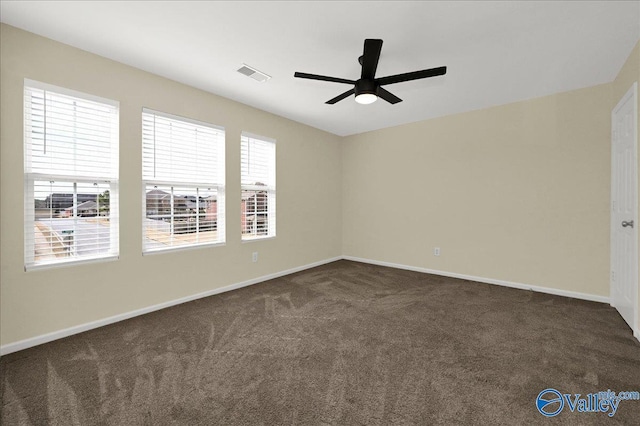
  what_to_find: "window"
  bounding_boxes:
[24,80,119,270]
[142,109,225,252]
[241,133,275,240]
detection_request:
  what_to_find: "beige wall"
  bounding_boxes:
[612,40,640,335]
[342,83,612,298]
[0,24,343,346]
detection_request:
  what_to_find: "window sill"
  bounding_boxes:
[143,241,226,256]
[25,254,119,272]
[241,235,276,244]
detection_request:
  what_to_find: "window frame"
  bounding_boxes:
[23,79,120,271]
[241,132,276,241]
[141,108,226,254]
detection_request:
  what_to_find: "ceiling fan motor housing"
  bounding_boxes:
[355,78,378,97]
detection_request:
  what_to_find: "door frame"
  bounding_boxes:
[610,81,639,341]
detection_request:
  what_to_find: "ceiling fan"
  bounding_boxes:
[294,39,447,105]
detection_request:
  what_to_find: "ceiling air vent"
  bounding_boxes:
[237,64,271,82]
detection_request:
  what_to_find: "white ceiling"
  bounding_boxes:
[1,1,639,136]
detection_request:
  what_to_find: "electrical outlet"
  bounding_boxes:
[434,247,440,256]
[252,252,258,262]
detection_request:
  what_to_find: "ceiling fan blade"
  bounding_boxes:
[326,88,355,104]
[361,39,383,80]
[377,87,402,104]
[376,66,447,86]
[294,72,355,85]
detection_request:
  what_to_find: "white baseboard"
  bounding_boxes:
[0,256,342,356]
[342,255,611,304]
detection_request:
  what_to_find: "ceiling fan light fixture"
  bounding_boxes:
[354,78,378,105]
[355,93,378,104]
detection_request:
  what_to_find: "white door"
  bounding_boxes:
[611,82,638,333]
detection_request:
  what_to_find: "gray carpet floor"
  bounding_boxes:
[1,260,639,425]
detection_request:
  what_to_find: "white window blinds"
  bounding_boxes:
[241,133,276,239]
[142,109,225,252]
[24,80,119,270]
